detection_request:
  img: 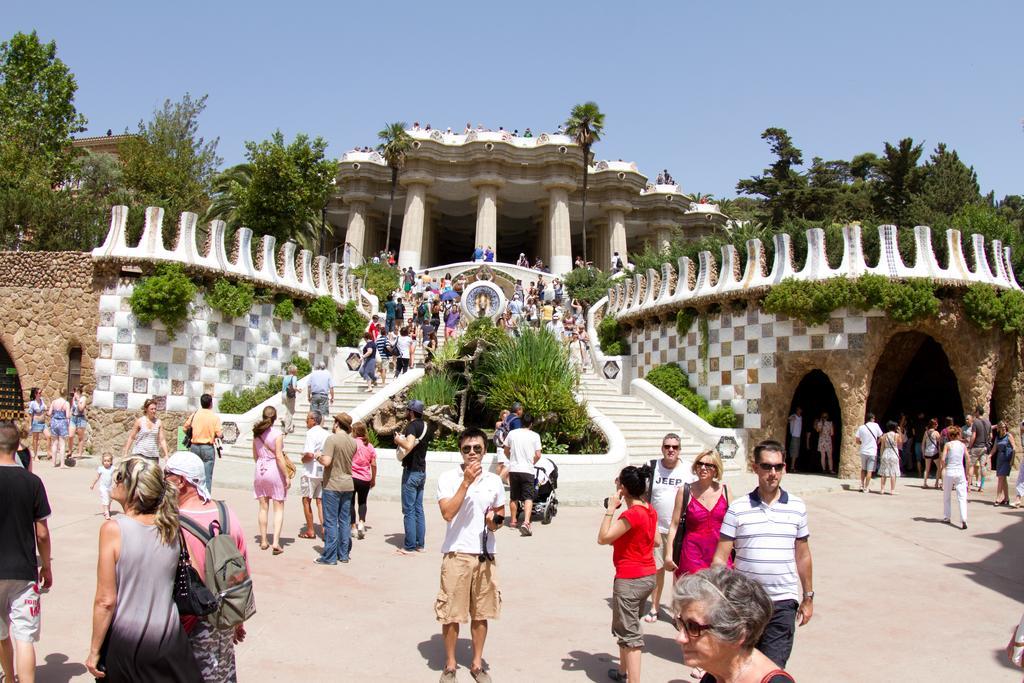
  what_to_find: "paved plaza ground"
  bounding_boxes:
[23,457,1024,682]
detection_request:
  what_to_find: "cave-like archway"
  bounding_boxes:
[0,340,24,421]
[786,370,843,474]
[868,332,964,431]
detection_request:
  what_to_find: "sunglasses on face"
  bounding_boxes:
[696,462,717,471]
[758,463,785,472]
[662,444,680,451]
[460,445,485,454]
[674,616,715,638]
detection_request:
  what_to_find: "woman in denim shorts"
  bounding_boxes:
[26,388,48,460]
[70,385,89,461]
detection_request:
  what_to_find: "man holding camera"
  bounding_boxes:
[435,428,506,683]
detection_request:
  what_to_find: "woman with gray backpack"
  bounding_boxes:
[166,451,255,682]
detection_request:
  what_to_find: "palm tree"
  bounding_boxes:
[564,102,605,267]
[377,122,413,254]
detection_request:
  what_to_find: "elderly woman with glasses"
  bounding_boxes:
[673,566,795,683]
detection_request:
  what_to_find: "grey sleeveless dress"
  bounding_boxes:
[104,516,201,682]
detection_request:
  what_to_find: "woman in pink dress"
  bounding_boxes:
[252,406,289,554]
[663,450,732,680]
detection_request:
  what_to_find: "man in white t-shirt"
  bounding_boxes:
[435,428,507,683]
[503,413,542,537]
[855,412,883,493]
[787,407,803,472]
[299,411,330,539]
[645,432,696,622]
[395,327,414,376]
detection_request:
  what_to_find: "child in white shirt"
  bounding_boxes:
[90,453,115,518]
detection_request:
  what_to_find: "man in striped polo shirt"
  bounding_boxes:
[712,440,814,669]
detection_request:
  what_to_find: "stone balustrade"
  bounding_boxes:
[608,225,1020,321]
[91,205,377,316]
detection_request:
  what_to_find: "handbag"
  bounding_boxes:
[396,421,428,463]
[182,411,197,449]
[285,376,297,399]
[670,484,691,566]
[173,532,219,617]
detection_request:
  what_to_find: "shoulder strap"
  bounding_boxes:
[681,483,691,516]
[723,483,730,504]
[179,514,213,543]
[647,459,657,497]
[418,422,428,441]
[215,500,230,536]
[760,671,795,683]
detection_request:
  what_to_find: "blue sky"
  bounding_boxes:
[5,0,1022,199]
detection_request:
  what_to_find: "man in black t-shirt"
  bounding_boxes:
[0,421,52,681]
[395,400,431,554]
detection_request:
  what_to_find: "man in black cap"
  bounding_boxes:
[395,399,431,554]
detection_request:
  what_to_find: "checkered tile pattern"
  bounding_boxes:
[91,282,335,412]
[630,307,881,430]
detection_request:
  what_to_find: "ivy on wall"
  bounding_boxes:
[205,278,255,320]
[127,263,197,339]
[597,315,630,356]
[963,283,1024,332]
[762,274,939,325]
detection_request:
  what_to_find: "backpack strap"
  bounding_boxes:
[647,459,657,499]
[179,514,213,543]
[215,500,230,537]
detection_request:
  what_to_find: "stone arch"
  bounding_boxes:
[786,370,843,474]
[866,331,965,430]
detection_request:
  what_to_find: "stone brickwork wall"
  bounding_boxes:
[0,252,111,407]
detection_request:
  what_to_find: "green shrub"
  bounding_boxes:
[563,266,614,306]
[676,307,697,336]
[218,375,283,414]
[335,300,365,347]
[999,290,1024,332]
[764,274,938,326]
[459,317,506,353]
[963,283,1002,330]
[129,263,197,339]
[849,274,890,311]
[540,431,569,455]
[597,315,630,355]
[473,328,587,441]
[701,404,738,428]
[431,432,460,452]
[645,363,690,398]
[353,262,400,302]
[679,389,709,416]
[305,295,339,332]
[408,372,460,407]
[206,278,255,320]
[883,279,939,323]
[274,298,295,321]
[290,355,312,377]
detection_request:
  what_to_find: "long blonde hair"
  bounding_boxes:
[114,456,179,544]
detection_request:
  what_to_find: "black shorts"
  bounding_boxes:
[508,472,536,502]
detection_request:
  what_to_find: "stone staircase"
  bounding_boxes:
[221,370,368,460]
[578,371,705,464]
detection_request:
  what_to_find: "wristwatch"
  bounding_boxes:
[803,591,815,599]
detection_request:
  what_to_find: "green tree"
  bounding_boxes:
[872,137,923,226]
[204,163,252,234]
[119,93,221,241]
[736,127,807,226]
[0,30,86,186]
[376,122,413,255]
[565,102,605,266]
[230,130,337,250]
[910,143,981,227]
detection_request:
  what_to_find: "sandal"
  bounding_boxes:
[260,542,269,550]
[608,668,628,682]
[642,610,658,623]
[272,546,284,555]
[297,531,316,539]
[469,668,492,683]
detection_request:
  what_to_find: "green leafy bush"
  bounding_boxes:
[431,432,460,452]
[353,262,400,302]
[702,405,738,428]
[408,372,460,407]
[563,266,614,306]
[540,431,569,455]
[274,298,295,321]
[884,279,939,323]
[335,300,366,347]
[645,363,690,398]
[290,355,312,377]
[998,290,1024,332]
[305,295,339,332]
[764,274,938,326]
[459,317,506,353]
[218,376,283,414]
[206,278,255,320]
[964,283,1003,330]
[597,315,630,355]
[473,328,588,441]
[129,263,198,339]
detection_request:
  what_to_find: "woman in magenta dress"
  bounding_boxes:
[252,406,289,554]
[664,450,732,680]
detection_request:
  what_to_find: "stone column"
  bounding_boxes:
[342,192,373,266]
[602,201,630,269]
[651,220,675,254]
[397,174,433,270]
[421,198,436,268]
[472,176,504,262]
[544,178,575,275]
[595,220,611,274]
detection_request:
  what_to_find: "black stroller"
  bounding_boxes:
[531,457,559,524]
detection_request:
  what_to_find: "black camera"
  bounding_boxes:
[603,497,622,510]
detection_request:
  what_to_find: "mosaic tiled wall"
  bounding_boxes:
[91,281,335,412]
[630,307,884,429]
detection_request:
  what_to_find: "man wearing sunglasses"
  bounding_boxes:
[712,440,813,669]
[435,428,507,683]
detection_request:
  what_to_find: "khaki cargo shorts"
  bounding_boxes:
[969,447,988,468]
[434,552,501,624]
[611,575,657,649]
[652,532,669,570]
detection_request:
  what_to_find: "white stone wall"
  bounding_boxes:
[630,307,884,430]
[91,282,335,412]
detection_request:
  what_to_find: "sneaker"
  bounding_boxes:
[520,524,533,537]
[962,522,968,530]
[470,668,492,683]
[439,669,458,683]
[357,522,365,540]
[314,557,337,566]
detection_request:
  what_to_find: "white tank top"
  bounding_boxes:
[944,440,967,473]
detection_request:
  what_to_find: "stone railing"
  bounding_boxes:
[607,224,1020,321]
[91,205,376,317]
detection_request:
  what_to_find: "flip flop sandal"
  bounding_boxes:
[642,610,658,623]
[297,532,316,539]
[272,547,284,555]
